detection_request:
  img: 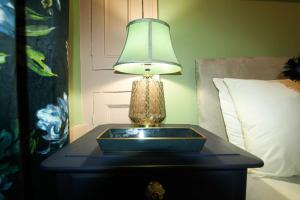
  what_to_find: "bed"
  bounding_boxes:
[196,57,300,200]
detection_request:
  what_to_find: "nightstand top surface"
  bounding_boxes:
[41,124,263,172]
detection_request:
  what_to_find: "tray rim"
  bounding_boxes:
[96,127,207,141]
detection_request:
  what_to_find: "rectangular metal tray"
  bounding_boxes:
[96,127,206,153]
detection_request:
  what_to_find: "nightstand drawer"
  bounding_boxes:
[54,169,246,200]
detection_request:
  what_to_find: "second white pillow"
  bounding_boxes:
[223,78,300,177]
[213,78,245,150]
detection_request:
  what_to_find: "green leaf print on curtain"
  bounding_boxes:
[26,45,58,77]
[0,53,9,65]
[25,3,57,77]
[26,25,56,37]
[25,7,51,21]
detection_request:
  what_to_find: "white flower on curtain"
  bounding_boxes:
[0,0,15,37]
[36,92,69,154]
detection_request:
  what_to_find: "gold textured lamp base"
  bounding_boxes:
[129,76,166,126]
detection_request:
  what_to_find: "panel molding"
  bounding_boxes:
[80,0,157,129]
[91,0,157,70]
[105,104,130,124]
[92,91,131,125]
[104,0,129,58]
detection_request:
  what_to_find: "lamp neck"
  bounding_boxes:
[143,74,152,79]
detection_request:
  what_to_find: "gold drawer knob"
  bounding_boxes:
[146,181,166,200]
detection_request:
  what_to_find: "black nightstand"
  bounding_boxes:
[41,124,263,200]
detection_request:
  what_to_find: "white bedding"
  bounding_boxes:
[247,174,300,200]
[196,57,300,200]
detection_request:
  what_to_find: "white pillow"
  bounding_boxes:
[213,78,245,150]
[223,78,300,177]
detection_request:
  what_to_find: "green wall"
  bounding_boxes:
[159,0,300,125]
[69,0,300,127]
[69,0,82,127]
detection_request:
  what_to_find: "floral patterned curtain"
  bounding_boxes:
[0,0,69,199]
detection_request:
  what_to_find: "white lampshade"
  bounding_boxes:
[113,18,182,75]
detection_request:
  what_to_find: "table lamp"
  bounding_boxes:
[113,18,182,126]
